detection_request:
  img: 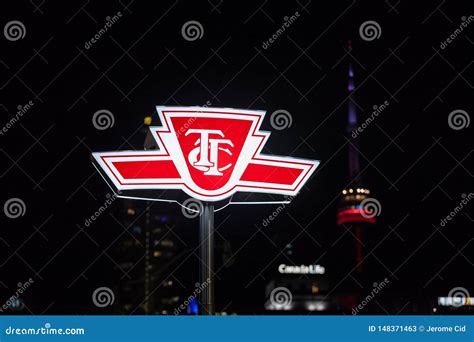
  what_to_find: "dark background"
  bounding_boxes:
[0,0,472,314]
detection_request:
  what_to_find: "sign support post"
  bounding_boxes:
[199,203,215,315]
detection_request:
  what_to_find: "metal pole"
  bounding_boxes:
[199,203,215,315]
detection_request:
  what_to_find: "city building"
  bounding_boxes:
[113,117,183,315]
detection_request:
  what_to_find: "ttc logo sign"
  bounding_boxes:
[92,107,319,202]
[186,129,233,176]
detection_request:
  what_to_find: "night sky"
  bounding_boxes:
[1,0,472,314]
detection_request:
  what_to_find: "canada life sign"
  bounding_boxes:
[92,107,319,202]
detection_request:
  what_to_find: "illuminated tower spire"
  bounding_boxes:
[347,61,361,184]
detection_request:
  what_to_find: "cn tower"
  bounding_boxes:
[337,48,376,273]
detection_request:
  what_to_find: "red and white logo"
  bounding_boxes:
[92,107,319,202]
